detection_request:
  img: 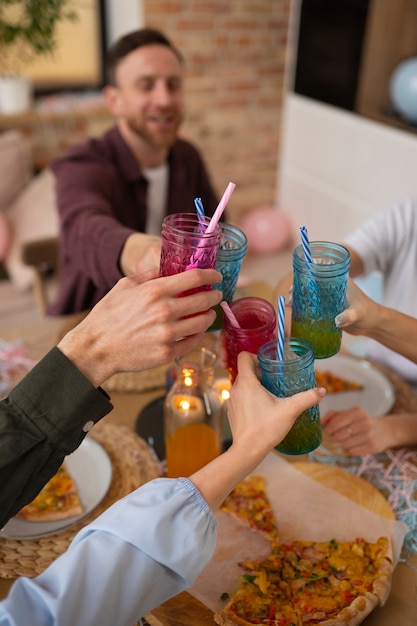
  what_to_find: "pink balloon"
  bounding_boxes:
[240,206,293,255]
[0,213,11,261]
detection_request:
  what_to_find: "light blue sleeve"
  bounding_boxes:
[0,477,217,626]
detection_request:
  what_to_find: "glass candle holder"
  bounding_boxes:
[291,241,350,359]
[258,337,322,455]
[164,347,222,477]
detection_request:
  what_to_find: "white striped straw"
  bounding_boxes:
[194,197,205,232]
[277,295,285,361]
[194,197,205,219]
[221,301,241,328]
[300,226,313,264]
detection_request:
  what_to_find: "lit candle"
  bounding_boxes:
[215,377,232,442]
[171,395,204,424]
[214,377,231,404]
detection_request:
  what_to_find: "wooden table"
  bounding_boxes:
[1,291,417,625]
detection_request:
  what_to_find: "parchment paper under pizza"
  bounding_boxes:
[190,453,408,620]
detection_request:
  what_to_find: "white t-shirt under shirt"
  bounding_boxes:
[142,164,169,236]
[343,196,417,384]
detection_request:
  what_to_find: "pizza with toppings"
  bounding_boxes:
[216,476,393,626]
[316,370,364,393]
[215,536,392,626]
[16,463,83,522]
[220,475,279,542]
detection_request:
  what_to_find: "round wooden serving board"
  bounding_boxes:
[145,462,396,626]
[294,462,395,520]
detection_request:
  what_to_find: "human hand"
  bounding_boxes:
[119,232,162,277]
[58,268,222,386]
[336,278,417,365]
[189,351,326,510]
[321,407,393,456]
[334,278,381,337]
[227,352,326,461]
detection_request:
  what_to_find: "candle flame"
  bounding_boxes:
[179,399,191,411]
[221,389,230,401]
[215,378,232,403]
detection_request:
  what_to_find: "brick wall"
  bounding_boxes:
[0,2,291,223]
[143,0,291,223]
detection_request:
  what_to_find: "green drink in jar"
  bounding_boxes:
[291,241,350,359]
[257,337,322,455]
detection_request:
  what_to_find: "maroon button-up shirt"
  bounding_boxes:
[48,126,219,315]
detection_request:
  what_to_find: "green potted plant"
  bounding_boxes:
[0,0,78,114]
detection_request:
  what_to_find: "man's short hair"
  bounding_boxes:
[106,27,184,85]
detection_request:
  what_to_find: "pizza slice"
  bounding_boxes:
[16,463,83,522]
[215,568,300,626]
[214,537,392,626]
[220,475,279,542]
[285,537,392,625]
[315,370,364,393]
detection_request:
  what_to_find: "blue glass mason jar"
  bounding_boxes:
[209,223,248,331]
[291,241,350,359]
[258,338,322,455]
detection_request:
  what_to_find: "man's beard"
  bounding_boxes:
[125,115,181,150]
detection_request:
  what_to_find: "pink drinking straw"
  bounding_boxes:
[221,301,241,329]
[277,295,285,360]
[206,182,236,234]
[186,183,236,269]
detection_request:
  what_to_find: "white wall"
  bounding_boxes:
[277,93,417,242]
[104,0,144,46]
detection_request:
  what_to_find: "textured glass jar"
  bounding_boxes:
[159,213,221,281]
[164,347,222,477]
[258,338,322,455]
[291,241,350,359]
[223,297,277,383]
[209,223,248,331]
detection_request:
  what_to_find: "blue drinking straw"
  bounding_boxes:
[277,295,285,361]
[300,225,313,264]
[194,197,206,232]
[194,197,205,219]
[299,225,318,298]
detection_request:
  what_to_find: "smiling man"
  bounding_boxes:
[48,28,219,316]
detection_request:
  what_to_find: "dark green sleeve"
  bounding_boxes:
[0,347,113,528]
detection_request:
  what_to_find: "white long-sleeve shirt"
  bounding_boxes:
[344,197,417,383]
[0,477,217,626]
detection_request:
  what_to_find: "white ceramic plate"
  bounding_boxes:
[0,437,112,540]
[316,353,395,417]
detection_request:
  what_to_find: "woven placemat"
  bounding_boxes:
[0,421,161,579]
[103,362,171,394]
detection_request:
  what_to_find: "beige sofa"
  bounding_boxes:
[0,130,58,314]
